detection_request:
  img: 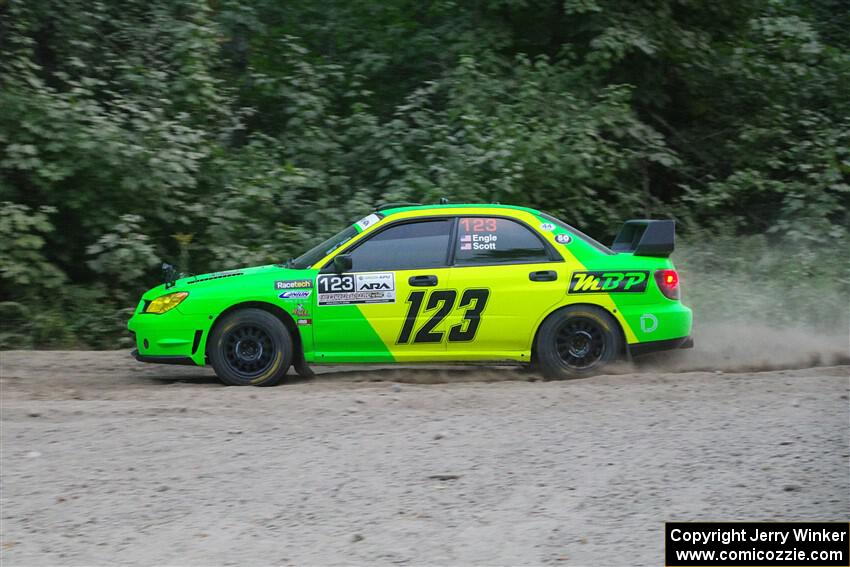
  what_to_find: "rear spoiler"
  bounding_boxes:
[611,220,675,257]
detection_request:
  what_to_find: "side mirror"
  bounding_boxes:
[162,263,178,289]
[333,254,352,273]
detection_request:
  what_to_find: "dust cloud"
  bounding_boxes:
[637,321,849,373]
[636,271,849,373]
[645,239,850,373]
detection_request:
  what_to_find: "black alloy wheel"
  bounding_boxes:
[223,323,275,378]
[208,308,293,386]
[535,305,623,380]
[555,316,606,370]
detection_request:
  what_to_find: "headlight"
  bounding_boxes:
[145,292,188,314]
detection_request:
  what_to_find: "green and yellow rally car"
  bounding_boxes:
[128,203,693,385]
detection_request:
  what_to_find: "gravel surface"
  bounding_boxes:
[1,351,848,566]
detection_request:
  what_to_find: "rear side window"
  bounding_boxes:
[454,217,551,265]
[539,211,614,255]
[348,219,452,272]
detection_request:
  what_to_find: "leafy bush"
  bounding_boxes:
[0,0,847,348]
[0,202,65,296]
[86,215,159,294]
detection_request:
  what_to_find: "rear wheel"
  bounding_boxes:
[208,309,292,386]
[535,305,623,380]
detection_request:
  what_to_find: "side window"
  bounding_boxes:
[454,217,551,265]
[348,219,452,272]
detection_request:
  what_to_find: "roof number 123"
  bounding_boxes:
[459,218,497,232]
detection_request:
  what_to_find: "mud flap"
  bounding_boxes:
[293,355,315,378]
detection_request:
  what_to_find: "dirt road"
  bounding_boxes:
[1,351,848,566]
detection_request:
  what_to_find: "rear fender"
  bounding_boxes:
[530,300,632,358]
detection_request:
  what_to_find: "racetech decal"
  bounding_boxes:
[568,271,649,293]
[275,279,313,290]
[317,272,396,305]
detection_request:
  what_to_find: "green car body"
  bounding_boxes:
[128,204,692,383]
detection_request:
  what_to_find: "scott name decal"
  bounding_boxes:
[568,271,649,293]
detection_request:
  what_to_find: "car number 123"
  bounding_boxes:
[398,288,490,344]
[318,275,355,292]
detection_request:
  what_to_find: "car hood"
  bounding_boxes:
[139,264,313,301]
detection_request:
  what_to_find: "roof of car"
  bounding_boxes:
[378,203,541,216]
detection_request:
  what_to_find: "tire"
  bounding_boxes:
[535,305,623,380]
[208,308,293,386]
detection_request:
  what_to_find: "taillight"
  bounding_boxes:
[654,269,680,300]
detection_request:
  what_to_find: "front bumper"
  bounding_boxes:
[628,335,694,358]
[127,308,208,366]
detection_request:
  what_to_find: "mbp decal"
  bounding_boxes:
[640,314,658,333]
[317,272,396,305]
[555,233,572,244]
[278,290,311,299]
[568,271,649,293]
[275,279,313,290]
[296,318,312,326]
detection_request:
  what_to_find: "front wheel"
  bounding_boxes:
[535,305,623,380]
[208,308,293,386]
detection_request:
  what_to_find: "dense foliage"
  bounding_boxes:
[1,0,848,347]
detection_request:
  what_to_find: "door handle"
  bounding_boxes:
[409,275,438,287]
[529,270,558,282]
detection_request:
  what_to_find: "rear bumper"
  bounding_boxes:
[628,336,693,358]
[131,349,196,366]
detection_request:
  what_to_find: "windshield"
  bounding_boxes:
[539,212,614,255]
[290,225,359,269]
